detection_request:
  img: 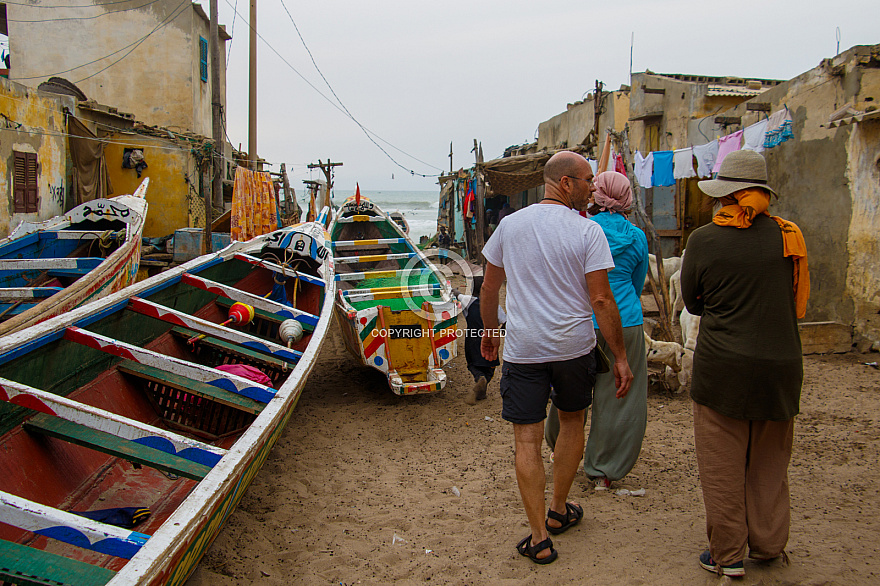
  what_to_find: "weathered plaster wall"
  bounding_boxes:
[104,135,195,238]
[0,80,75,237]
[536,91,629,152]
[705,45,880,341]
[8,1,227,136]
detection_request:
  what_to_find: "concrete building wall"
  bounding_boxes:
[7,0,227,136]
[103,134,199,238]
[537,91,630,152]
[0,79,75,237]
[694,45,880,344]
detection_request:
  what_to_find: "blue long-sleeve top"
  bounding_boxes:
[589,211,648,328]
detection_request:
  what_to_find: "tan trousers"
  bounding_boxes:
[693,402,794,566]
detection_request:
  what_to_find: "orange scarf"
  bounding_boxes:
[713,188,809,318]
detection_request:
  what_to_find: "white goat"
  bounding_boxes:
[644,253,683,294]
[644,332,685,371]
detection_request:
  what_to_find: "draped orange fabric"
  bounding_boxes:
[231,166,278,242]
[713,188,809,318]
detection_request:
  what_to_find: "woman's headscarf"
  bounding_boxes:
[592,171,632,214]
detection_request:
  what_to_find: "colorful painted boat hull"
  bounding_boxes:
[0,215,335,586]
[0,179,149,337]
[330,196,459,395]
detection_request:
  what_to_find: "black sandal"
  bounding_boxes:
[516,534,558,565]
[546,502,583,535]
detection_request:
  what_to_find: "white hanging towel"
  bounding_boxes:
[743,119,769,153]
[634,151,653,188]
[587,158,599,175]
[673,148,696,179]
[693,140,719,178]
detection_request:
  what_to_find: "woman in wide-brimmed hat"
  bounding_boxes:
[681,149,809,577]
[545,170,649,490]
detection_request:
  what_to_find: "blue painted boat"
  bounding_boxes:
[0,210,335,585]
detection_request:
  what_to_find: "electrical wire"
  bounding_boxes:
[11,0,190,81]
[2,0,144,7]
[6,0,163,23]
[277,0,442,175]
[227,0,442,177]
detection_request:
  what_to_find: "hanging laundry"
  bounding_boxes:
[231,166,278,241]
[764,108,794,148]
[693,140,719,178]
[712,131,744,173]
[634,151,653,188]
[672,148,696,179]
[587,158,599,176]
[743,119,769,153]
[614,153,627,177]
[462,180,475,221]
[652,151,675,187]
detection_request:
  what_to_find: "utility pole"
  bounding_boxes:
[593,79,604,159]
[449,141,453,173]
[207,0,221,253]
[248,0,257,170]
[472,139,485,256]
[307,159,342,210]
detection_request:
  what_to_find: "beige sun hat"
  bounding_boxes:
[698,149,777,198]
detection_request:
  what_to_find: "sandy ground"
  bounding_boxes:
[187,282,880,585]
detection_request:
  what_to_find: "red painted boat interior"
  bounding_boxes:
[0,259,325,572]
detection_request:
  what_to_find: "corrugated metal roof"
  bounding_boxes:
[706,85,767,97]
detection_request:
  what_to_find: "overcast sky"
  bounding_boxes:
[211,0,878,192]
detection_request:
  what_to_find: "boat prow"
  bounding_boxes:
[329,194,459,395]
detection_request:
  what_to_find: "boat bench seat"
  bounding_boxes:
[170,326,296,376]
[24,413,212,482]
[117,360,265,415]
[0,537,116,586]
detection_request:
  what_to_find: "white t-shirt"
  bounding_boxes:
[481,204,614,364]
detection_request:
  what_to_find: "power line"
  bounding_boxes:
[224,0,442,178]
[6,0,163,23]
[10,0,190,81]
[2,0,145,7]
[278,0,443,175]
[74,0,190,83]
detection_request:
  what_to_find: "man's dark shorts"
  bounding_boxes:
[499,350,598,424]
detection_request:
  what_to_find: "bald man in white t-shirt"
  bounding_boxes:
[480,150,633,565]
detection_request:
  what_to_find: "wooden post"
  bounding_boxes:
[248,0,257,171]
[280,163,298,223]
[472,140,486,260]
[308,160,342,211]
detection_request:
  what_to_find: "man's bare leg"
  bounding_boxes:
[513,421,552,559]
[548,408,585,529]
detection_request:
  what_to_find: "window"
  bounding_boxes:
[199,36,208,83]
[13,151,38,213]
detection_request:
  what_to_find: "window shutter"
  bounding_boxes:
[13,151,25,213]
[25,153,38,213]
[199,37,208,83]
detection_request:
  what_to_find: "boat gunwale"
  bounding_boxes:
[0,223,336,586]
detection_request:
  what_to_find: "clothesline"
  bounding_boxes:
[628,107,794,189]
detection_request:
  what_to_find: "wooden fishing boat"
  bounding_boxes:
[0,179,150,337]
[0,210,334,585]
[329,195,459,395]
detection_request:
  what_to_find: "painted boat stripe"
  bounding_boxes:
[331,238,407,248]
[334,268,431,282]
[0,257,104,271]
[0,491,149,559]
[181,273,319,324]
[0,377,225,466]
[333,252,416,264]
[127,297,302,364]
[63,326,276,404]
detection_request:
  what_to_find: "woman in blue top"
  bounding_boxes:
[545,171,649,489]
